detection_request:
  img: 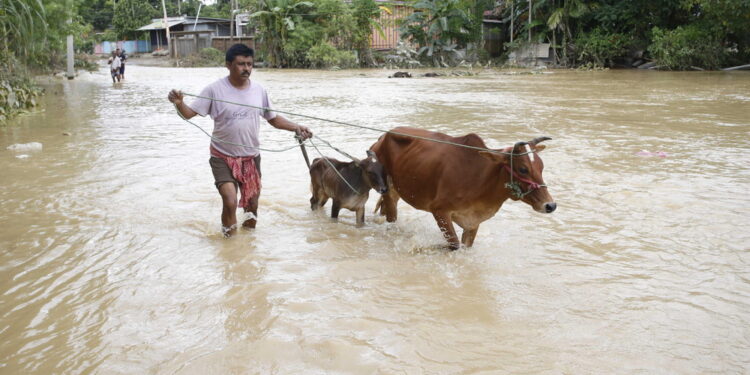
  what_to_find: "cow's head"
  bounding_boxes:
[479,137,556,213]
[358,150,388,194]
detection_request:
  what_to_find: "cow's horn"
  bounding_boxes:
[529,136,552,145]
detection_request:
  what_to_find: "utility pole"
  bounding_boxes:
[230,0,236,41]
[510,0,514,44]
[66,0,74,80]
[528,0,532,44]
[162,0,172,56]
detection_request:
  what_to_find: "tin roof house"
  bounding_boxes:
[137,16,231,53]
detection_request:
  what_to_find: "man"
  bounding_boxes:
[108,51,121,83]
[117,48,127,80]
[167,43,312,237]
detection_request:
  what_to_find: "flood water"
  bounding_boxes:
[1,62,749,374]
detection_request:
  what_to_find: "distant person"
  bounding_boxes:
[108,51,121,83]
[167,44,313,237]
[117,48,127,80]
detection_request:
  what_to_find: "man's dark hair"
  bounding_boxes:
[226,44,254,63]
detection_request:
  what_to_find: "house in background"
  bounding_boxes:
[137,16,232,52]
[370,1,412,50]
[137,16,255,57]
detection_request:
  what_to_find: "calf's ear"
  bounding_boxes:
[478,151,509,164]
[366,150,378,161]
[534,145,546,152]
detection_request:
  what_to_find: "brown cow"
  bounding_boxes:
[370,126,556,250]
[309,151,388,227]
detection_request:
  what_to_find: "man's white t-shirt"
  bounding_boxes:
[110,56,121,70]
[188,77,276,157]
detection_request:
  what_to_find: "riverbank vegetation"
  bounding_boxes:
[2,0,749,121]
[244,0,749,70]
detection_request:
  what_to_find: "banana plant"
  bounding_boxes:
[249,0,313,67]
[398,0,473,66]
[351,0,388,66]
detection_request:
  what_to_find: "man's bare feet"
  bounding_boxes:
[241,212,257,229]
[222,224,237,238]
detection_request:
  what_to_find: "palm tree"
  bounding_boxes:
[547,0,591,66]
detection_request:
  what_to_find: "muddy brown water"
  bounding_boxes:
[1,64,749,374]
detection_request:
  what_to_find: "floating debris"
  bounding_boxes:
[7,142,43,152]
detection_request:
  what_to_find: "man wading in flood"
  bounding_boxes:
[167,44,313,237]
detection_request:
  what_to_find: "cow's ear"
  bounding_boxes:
[478,151,509,165]
[535,145,546,152]
[366,150,378,161]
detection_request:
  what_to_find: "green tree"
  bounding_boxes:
[680,0,750,66]
[113,0,157,40]
[351,0,385,66]
[249,0,313,67]
[399,0,474,66]
[200,0,232,18]
[547,0,591,66]
[78,0,114,31]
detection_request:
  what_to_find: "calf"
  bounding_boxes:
[310,151,388,227]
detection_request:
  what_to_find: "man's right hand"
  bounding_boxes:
[167,89,198,119]
[168,89,183,105]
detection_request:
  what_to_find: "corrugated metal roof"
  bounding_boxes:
[137,17,230,31]
[137,19,185,31]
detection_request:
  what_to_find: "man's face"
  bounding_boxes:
[116,49,121,55]
[227,55,253,80]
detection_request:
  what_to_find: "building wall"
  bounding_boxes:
[95,40,150,54]
[370,4,412,50]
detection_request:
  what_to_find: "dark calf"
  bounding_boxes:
[388,71,412,78]
[310,151,388,227]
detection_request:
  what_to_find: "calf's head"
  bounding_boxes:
[479,137,556,214]
[357,150,388,194]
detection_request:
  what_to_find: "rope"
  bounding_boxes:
[312,136,357,161]
[308,137,360,194]
[173,103,303,152]
[180,92,530,156]
[174,93,547,195]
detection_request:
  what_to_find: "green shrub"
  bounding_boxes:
[0,59,44,123]
[574,28,629,68]
[74,54,99,71]
[306,42,357,69]
[649,24,726,70]
[284,21,326,67]
[177,47,225,67]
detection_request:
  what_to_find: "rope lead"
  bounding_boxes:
[180,92,531,156]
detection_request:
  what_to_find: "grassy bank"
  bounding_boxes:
[0,58,44,124]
